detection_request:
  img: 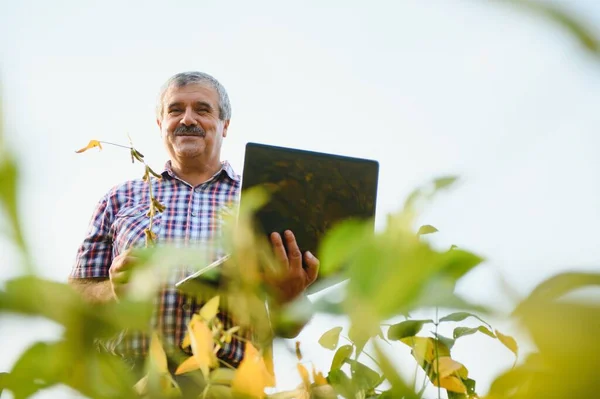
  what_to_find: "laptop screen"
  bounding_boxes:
[240,142,379,283]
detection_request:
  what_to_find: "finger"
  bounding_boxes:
[284,230,302,270]
[112,254,140,272]
[270,232,289,269]
[304,251,320,284]
[110,270,131,285]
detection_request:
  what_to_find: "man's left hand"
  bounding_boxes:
[264,230,319,304]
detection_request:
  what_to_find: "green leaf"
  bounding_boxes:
[327,369,356,399]
[210,368,236,385]
[439,312,491,328]
[318,218,371,277]
[438,249,484,280]
[8,341,68,398]
[516,272,600,312]
[453,326,496,340]
[348,360,383,391]
[0,372,9,396]
[504,0,600,55]
[403,176,459,213]
[433,332,456,350]
[387,319,433,341]
[417,225,438,235]
[495,329,519,358]
[318,326,343,350]
[0,151,29,263]
[331,345,353,371]
[434,176,459,190]
[464,378,477,395]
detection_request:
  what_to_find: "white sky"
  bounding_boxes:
[1,0,600,397]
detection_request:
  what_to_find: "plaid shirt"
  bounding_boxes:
[71,160,247,365]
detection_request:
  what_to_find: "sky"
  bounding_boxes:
[1,0,600,397]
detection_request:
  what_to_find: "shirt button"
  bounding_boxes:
[182,303,191,311]
[191,211,198,217]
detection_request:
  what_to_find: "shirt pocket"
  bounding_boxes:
[112,203,163,253]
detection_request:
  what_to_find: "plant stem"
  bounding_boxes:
[434,307,441,399]
[218,358,236,370]
[99,140,132,149]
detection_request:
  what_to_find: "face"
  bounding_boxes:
[157,83,229,164]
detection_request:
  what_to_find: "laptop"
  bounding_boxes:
[176,142,379,292]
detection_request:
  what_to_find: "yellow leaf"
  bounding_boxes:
[295,341,303,361]
[263,344,276,387]
[181,332,190,349]
[175,356,200,375]
[436,375,467,394]
[496,330,519,358]
[432,357,465,379]
[188,318,218,378]
[222,326,240,344]
[312,364,328,386]
[232,343,275,398]
[150,332,168,373]
[400,336,435,364]
[133,375,148,395]
[75,139,102,153]
[297,363,310,390]
[200,296,220,321]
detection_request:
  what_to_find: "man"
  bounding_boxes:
[68,71,319,371]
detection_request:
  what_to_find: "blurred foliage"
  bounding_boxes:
[497,0,600,57]
[1,2,600,398]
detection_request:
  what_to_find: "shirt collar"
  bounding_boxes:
[161,160,239,183]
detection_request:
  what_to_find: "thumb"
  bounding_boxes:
[304,251,319,284]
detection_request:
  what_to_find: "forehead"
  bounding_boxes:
[163,83,219,107]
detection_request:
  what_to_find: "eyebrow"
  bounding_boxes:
[167,101,214,111]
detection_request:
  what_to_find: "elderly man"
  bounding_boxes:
[68,71,319,371]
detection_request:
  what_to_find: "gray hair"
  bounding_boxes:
[156,71,231,120]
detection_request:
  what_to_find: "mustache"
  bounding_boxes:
[173,125,206,137]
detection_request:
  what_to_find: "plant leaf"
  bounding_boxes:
[453,325,496,340]
[417,225,438,235]
[439,312,491,328]
[327,369,356,399]
[188,316,217,378]
[504,0,600,55]
[432,333,455,350]
[133,375,148,396]
[75,139,102,153]
[297,363,311,390]
[495,330,519,358]
[312,365,328,386]
[331,345,353,371]
[232,342,275,398]
[318,326,343,350]
[387,319,433,341]
[348,360,382,391]
[432,357,465,379]
[209,368,236,385]
[175,356,200,375]
[149,332,168,373]
[436,375,467,394]
[318,219,371,277]
[434,176,459,190]
[200,296,220,321]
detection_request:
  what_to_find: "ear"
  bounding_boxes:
[222,120,230,138]
[156,118,163,137]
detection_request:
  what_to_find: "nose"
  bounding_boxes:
[180,107,197,126]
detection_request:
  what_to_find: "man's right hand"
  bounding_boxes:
[108,250,139,300]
